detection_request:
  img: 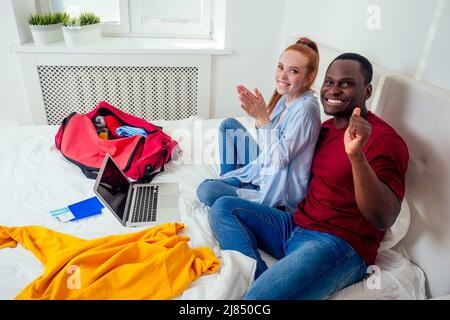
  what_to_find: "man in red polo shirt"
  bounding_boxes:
[208,53,409,299]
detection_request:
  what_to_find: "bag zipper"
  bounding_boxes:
[95,107,161,135]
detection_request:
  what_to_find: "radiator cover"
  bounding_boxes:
[37,65,199,125]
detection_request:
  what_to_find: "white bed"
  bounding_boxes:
[0,113,427,300]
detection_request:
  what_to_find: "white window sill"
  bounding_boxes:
[10,37,232,55]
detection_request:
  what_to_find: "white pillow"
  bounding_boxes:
[378,200,411,252]
[152,115,200,135]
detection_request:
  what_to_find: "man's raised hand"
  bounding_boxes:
[344,107,372,159]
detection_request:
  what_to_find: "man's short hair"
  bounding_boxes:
[331,53,373,85]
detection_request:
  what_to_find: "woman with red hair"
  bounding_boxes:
[197,37,321,214]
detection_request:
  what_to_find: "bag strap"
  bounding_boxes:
[80,167,100,179]
[60,152,100,180]
[137,141,168,183]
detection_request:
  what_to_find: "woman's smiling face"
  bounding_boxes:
[275,50,310,103]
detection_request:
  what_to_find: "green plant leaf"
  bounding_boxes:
[27,12,68,25]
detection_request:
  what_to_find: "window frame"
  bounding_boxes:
[35,0,212,39]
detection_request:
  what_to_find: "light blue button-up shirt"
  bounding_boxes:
[221,90,321,213]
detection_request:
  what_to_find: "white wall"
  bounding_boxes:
[420,0,450,91]
[210,0,286,119]
[0,0,33,125]
[281,0,450,91]
[0,0,285,124]
[2,0,449,125]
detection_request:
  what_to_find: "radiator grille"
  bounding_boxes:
[37,65,199,125]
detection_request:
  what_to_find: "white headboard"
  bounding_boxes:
[372,74,450,298]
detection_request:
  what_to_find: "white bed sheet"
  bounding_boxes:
[0,117,426,300]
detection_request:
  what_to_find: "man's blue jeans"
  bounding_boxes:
[209,196,368,300]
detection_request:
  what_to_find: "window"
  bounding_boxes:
[49,0,120,23]
[130,0,211,37]
[37,0,212,38]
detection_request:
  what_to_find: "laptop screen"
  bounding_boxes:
[95,156,130,220]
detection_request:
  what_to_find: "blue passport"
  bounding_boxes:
[67,196,104,221]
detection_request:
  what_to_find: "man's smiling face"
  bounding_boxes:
[320,59,371,117]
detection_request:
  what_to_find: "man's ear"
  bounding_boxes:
[365,84,373,101]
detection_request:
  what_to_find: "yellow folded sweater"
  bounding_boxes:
[0,223,220,300]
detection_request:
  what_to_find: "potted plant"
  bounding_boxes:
[62,12,101,47]
[27,12,68,46]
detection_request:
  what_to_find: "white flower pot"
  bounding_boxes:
[29,23,64,46]
[62,23,101,46]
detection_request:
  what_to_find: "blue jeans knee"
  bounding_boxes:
[196,179,215,207]
[219,118,242,132]
[196,179,240,207]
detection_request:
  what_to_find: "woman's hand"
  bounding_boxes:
[237,85,270,127]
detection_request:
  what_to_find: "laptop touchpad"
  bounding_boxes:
[158,195,179,209]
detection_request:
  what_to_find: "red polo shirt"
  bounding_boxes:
[293,111,409,266]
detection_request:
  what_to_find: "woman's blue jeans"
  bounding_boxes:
[197,118,259,207]
[218,118,259,176]
[209,196,368,300]
[197,178,259,207]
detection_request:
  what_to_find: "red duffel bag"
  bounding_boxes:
[55,101,180,182]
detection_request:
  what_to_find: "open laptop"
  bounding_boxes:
[94,153,180,227]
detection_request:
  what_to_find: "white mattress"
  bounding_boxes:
[0,117,426,300]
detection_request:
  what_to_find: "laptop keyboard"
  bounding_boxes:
[131,186,158,223]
